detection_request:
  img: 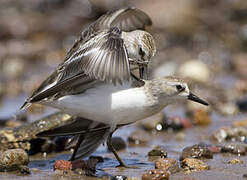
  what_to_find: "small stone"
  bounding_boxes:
[180,144,213,161]
[155,158,179,174]
[193,109,211,126]
[138,112,165,131]
[181,158,209,173]
[228,158,243,164]
[108,137,126,151]
[212,126,247,143]
[212,127,230,143]
[207,145,222,153]
[163,117,189,131]
[54,160,72,171]
[148,146,168,158]
[222,143,247,155]
[142,169,169,180]
[19,165,31,174]
[128,130,151,145]
[71,159,98,171]
[0,149,29,172]
[112,175,128,180]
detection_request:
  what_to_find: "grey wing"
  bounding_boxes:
[74,129,110,159]
[37,117,111,159]
[82,7,152,40]
[37,117,110,137]
[61,27,130,85]
[21,27,130,107]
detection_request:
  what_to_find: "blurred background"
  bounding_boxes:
[0,0,247,118]
[1,0,247,178]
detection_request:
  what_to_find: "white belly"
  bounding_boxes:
[41,83,157,126]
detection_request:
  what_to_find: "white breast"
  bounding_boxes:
[40,83,155,126]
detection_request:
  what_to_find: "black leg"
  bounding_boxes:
[107,131,138,168]
[107,132,127,167]
[70,134,84,161]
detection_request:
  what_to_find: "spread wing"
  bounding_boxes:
[21,27,129,108]
[81,7,152,41]
[21,7,151,109]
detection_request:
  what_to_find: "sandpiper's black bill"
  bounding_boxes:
[188,93,209,106]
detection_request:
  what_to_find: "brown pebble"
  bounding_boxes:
[142,169,169,180]
[222,144,247,155]
[207,145,222,153]
[148,146,168,158]
[155,158,179,174]
[181,158,209,173]
[228,158,243,164]
[54,160,72,171]
[0,149,29,171]
[180,144,213,160]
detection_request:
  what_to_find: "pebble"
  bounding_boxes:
[0,149,29,172]
[54,160,72,171]
[155,158,179,174]
[108,137,126,151]
[128,130,151,145]
[54,159,99,176]
[138,112,165,131]
[112,175,128,180]
[178,60,210,83]
[212,126,247,143]
[221,143,247,155]
[228,158,243,164]
[148,146,168,158]
[163,117,189,131]
[193,109,211,126]
[181,158,209,173]
[207,145,222,153]
[142,169,169,180]
[0,112,73,152]
[180,144,213,161]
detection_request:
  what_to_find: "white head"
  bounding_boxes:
[147,76,208,106]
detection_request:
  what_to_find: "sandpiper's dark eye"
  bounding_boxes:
[139,47,145,58]
[176,85,183,91]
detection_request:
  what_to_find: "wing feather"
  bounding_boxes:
[21,7,150,107]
